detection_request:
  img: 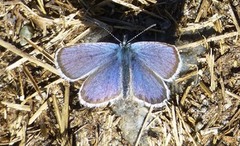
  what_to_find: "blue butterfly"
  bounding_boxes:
[55,30,181,107]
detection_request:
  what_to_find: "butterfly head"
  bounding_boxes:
[120,35,131,49]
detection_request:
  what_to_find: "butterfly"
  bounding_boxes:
[55,32,181,107]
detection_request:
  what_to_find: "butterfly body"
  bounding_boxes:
[55,40,181,107]
[120,40,131,98]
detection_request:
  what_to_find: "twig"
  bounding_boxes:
[0,39,59,76]
[135,106,153,146]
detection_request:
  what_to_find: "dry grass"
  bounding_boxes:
[0,0,239,145]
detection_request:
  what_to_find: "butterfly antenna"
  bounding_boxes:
[89,18,122,43]
[127,24,156,43]
[99,25,122,43]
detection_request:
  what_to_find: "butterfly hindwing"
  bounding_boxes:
[79,57,123,107]
[130,57,169,107]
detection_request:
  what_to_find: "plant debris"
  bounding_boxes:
[0,0,239,145]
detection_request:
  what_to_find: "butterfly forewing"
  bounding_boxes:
[79,57,123,107]
[130,42,181,81]
[55,43,119,81]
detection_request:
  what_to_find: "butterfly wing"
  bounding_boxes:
[130,42,181,81]
[79,57,122,107]
[55,43,119,81]
[130,58,169,107]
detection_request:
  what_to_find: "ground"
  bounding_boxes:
[0,0,239,145]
